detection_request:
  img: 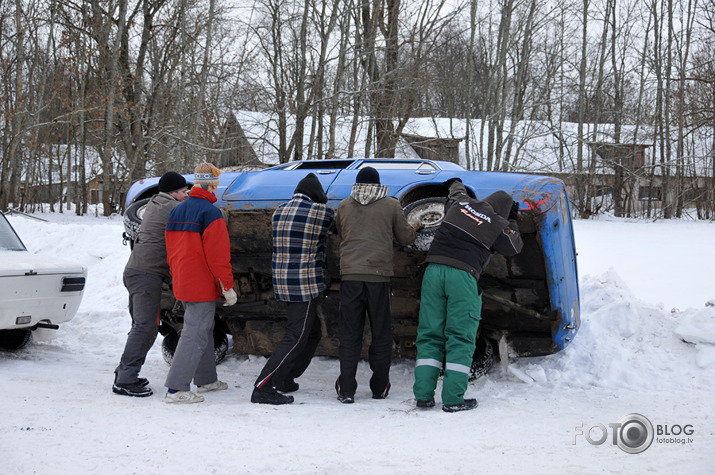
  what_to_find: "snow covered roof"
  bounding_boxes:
[232,110,712,178]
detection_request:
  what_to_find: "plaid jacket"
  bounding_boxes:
[272,193,335,302]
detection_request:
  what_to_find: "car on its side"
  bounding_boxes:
[0,212,87,350]
[124,159,580,378]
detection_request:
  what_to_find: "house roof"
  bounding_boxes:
[231,111,713,177]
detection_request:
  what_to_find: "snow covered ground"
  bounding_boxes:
[1,211,714,474]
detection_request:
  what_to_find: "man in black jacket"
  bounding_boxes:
[413,178,523,412]
[251,173,334,405]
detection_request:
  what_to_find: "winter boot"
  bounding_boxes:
[251,386,294,405]
[442,398,478,413]
[335,379,354,404]
[113,371,150,395]
[416,398,435,408]
[372,382,391,399]
[275,379,299,393]
[113,380,153,397]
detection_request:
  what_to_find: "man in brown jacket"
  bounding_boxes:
[334,166,420,403]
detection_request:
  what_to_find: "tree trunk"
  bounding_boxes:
[662,0,674,218]
[7,0,26,210]
[327,3,352,159]
[576,0,590,218]
[465,0,478,170]
[502,0,536,173]
[675,0,696,217]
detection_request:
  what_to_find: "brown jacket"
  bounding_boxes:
[336,184,416,277]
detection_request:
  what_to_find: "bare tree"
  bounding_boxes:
[1,0,27,211]
[673,0,698,217]
[501,0,539,173]
[3,0,715,218]
[575,0,590,217]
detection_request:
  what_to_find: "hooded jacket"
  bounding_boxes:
[125,192,181,279]
[165,186,235,302]
[293,172,328,204]
[426,181,523,278]
[336,183,416,278]
[272,174,335,302]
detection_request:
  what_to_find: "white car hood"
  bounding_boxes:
[0,250,86,276]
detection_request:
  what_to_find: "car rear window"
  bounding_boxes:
[292,160,355,170]
[357,161,437,171]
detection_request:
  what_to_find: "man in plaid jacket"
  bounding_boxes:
[251,173,335,405]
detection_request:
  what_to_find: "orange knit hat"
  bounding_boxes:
[194,162,221,186]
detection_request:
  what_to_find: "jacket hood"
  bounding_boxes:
[350,183,388,205]
[294,173,328,204]
[482,190,513,218]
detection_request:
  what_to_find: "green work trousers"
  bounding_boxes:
[413,263,482,406]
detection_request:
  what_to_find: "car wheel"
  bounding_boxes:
[469,333,495,381]
[403,197,446,251]
[161,324,229,366]
[0,329,32,351]
[123,198,151,245]
[161,327,179,365]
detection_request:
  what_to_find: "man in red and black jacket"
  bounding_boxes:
[413,178,523,413]
[163,162,237,404]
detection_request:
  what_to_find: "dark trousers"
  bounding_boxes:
[115,268,163,384]
[337,280,392,397]
[254,299,322,389]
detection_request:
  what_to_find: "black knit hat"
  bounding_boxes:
[483,190,513,218]
[356,166,380,184]
[294,173,328,204]
[158,171,188,193]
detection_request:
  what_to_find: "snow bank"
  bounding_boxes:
[674,306,715,368]
[504,270,715,391]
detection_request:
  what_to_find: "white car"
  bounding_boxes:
[0,211,87,350]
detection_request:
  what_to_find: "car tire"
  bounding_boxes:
[469,334,495,381]
[403,197,447,251]
[161,324,229,366]
[0,329,32,351]
[123,198,151,245]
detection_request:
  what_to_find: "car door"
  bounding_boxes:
[223,162,349,209]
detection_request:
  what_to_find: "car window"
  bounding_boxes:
[264,163,292,170]
[357,161,437,171]
[437,161,465,170]
[291,160,354,170]
[0,214,26,251]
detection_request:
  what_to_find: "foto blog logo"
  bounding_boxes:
[573,413,654,454]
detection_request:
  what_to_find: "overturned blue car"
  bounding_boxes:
[124,158,579,377]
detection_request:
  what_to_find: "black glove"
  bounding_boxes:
[508,201,519,221]
[443,177,462,188]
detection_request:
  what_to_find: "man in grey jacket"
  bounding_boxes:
[113,171,188,397]
[334,167,420,403]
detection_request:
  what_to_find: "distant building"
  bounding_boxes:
[401,134,462,164]
[217,113,261,168]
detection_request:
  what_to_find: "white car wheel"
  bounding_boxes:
[403,197,447,251]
